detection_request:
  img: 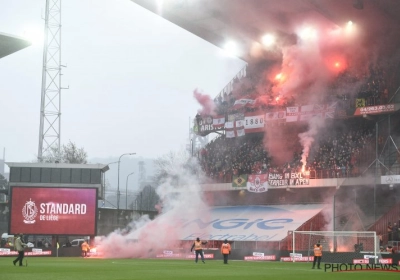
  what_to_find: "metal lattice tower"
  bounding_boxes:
[38,0,63,161]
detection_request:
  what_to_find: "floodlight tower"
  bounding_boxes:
[38,0,64,161]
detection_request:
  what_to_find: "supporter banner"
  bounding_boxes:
[232,99,255,110]
[265,111,286,121]
[227,112,245,122]
[267,172,309,187]
[232,174,248,188]
[381,175,400,185]
[286,103,337,122]
[225,119,245,138]
[247,174,268,193]
[244,114,264,133]
[353,103,398,116]
[194,115,225,135]
[212,115,225,128]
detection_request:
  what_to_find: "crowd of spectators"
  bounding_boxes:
[198,119,376,183]
[199,134,269,182]
[296,119,374,178]
[213,64,394,116]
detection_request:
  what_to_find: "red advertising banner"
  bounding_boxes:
[0,249,52,256]
[280,256,313,262]
[10,187,97,235]
[379,258,392,264]
[244,255,276,261]
[353,259,369,264]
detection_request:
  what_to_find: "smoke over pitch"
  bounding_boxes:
[97,155,209,258]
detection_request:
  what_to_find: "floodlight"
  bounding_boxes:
[261,34,275,47]
[299,27,317,40]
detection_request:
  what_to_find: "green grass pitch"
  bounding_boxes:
[1,257,399,280]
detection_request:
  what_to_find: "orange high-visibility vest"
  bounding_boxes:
[81,242,90,252]
[314,245,322,256]
[194,241,203,250]
[221,243,231,254]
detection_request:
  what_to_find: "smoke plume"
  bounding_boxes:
[97,154,209,258]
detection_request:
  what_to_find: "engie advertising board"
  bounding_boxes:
[9,187,97,235]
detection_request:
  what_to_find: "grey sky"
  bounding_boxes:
[0,0,246,166]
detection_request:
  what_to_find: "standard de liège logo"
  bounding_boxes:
[22,199,38,224]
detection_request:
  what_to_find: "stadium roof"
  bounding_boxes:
[6,162,109,172]
[131,0,400,62]
[0,32,31,59]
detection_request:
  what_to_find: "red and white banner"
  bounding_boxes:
[0,250,52,256]
[225,120,245,138]
[244,255,276,261]
[353,259,369,264]
[186,254,214,259]
[286,103,337,122]
[232,99,256,110]
[281,256,313,262]
[244,114,265,133]
[212,115,225,128]
[265,111,286,121]
[379,258,392,264]
[247,174,268,193]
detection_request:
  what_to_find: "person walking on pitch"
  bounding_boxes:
[13,233,27,267]
[191,237,208,263]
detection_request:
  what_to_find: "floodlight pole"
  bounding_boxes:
[125,172,134,209]
[117,153,135,211]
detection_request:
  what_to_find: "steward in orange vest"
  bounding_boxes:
[191,237,208,264]
[81,240,90,258]
[312,242,322,269]
[220,239,231,264]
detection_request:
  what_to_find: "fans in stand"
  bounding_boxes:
[199,118,374,183]
[312,241,323,269]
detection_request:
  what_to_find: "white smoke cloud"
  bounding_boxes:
[97,153,210,258]
[298,116,325,171]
